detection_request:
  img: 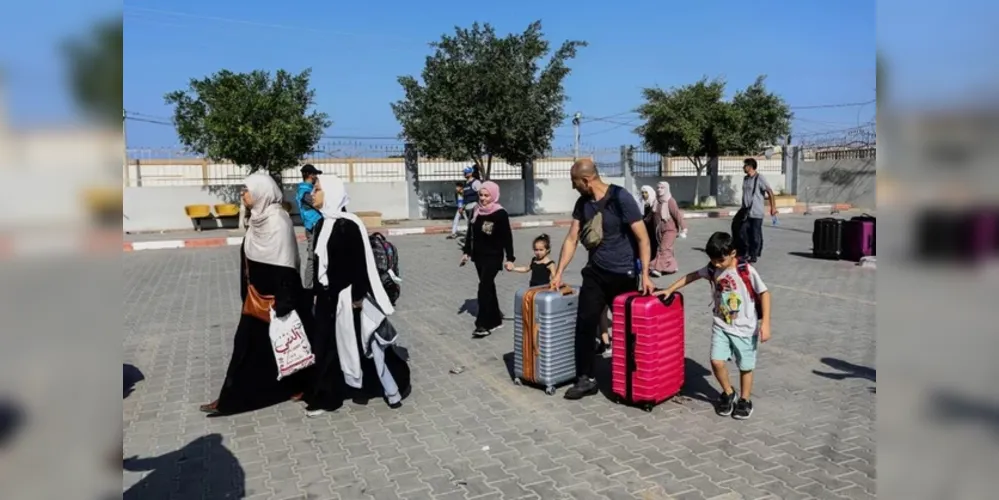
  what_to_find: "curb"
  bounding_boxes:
[122,203,851,252]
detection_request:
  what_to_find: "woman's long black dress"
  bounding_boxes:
[211,246,315,415]
[643,204,659,257]
[461,209,515,331]
[305,217,410,411]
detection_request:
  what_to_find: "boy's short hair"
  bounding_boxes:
[743,158,758,170]
[455,182,464,187]
[705,232,736,259]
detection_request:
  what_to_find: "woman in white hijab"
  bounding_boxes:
[304,174,410,417]
[200,172,316,416]
[649,181,688,276]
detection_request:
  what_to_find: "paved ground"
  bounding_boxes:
[123,214,876,500]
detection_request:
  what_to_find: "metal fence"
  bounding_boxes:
[123,142,782,187]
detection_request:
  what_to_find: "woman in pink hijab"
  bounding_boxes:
[460,181,515,337]
[649,181,688,276]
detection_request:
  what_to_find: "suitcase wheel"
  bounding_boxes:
[642,404,654,413]
[512,377,522,386]
[544,386,556,396]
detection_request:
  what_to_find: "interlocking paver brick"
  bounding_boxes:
[123,215,875,499]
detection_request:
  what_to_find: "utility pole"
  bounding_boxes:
[572,112,582,160]
[123,109,129,187]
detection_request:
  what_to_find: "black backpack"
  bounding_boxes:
[369,232,401,305]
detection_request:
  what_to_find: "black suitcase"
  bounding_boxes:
[812,218,843,259]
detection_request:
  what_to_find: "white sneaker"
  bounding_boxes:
[305,408,327,418]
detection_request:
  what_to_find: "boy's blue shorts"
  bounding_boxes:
[710,328,759,372]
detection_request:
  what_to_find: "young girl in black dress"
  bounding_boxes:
[508,234,556,287]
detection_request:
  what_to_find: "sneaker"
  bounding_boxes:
[472,327,492,338]
[563,376,599,400]
[446,234,458,239]
[715,390,737,416]
[650,270,662,278]
[733,398,754,420]
[305,407,327,418]
[602,345,613,359]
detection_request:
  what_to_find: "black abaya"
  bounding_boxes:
[212,246,315,416]
[305,217,411,410]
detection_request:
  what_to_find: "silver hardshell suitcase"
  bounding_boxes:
[513,285,579,395]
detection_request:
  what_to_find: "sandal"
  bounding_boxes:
[199,401,219,414]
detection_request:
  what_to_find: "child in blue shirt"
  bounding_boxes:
[448,182,466,239]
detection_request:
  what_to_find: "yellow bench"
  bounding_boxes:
[184,205,213,231]
[214,204,240,217]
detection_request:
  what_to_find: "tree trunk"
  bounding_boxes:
[485,154,493,181]
[472,157,485,180]
[691,158,703,206]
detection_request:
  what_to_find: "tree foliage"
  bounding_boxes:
[392,21,586,178]
[636,76,791,201]
[165,69,330,179]
[63,15,122,127]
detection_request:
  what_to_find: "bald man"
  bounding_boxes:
[551,159,655,400]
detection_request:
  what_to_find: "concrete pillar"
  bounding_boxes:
[522,159,536,215]
[404,143,423,219]
[708,156,720,198]
[621,145,635,195]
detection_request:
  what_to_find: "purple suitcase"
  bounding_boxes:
[842,215,875,262]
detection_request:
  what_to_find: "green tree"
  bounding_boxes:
[165,69,330,181]
[636,76,790,203]
[63,15,122,127]
[730,76,792,155]
[392,21,586,179]
[636,78,737,203]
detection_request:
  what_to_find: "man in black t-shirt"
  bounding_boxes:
[551,159,655,400]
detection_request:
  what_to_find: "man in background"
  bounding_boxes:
[296,164,323,295]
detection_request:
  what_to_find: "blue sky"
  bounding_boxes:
[120,0,876,150]
[0,0,875,151]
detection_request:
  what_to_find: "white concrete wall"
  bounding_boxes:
[123,172,786,233]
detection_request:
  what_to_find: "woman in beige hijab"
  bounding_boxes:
[200,172,316,416]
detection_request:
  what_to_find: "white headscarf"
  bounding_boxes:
[312,174,396,388]
[656,181,673,221]
[243,172,299,270]
[640,185,657,208]
[313,174,392,309]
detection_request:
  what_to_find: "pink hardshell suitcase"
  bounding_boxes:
[611,291,685,412]
[842,215,876,262]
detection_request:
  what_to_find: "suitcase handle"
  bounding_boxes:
[539,284,574,296]
[656,290,683,306]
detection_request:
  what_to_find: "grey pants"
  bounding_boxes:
[302,227,316,290]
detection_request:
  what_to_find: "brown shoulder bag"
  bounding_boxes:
[241,255,275,323]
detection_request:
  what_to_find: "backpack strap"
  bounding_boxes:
[735,260,758,304]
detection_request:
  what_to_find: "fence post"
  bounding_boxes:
[784,145,799,195]
[621,145,635,197]
[522,159,536,216]
[404,143,423,219]
[135,159,143,187]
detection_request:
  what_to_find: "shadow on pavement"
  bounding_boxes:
[124,364,145,399]
[680,358,720,404]
[0,398,24,450]
[457,298,479,318]
[787,251,836,261]
[927,390,999,437]
[123,434,244,500]
[812,357,876,383]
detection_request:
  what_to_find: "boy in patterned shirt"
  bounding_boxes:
[655,231,772,419]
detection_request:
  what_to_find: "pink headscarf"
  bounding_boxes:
[472,181,504,221]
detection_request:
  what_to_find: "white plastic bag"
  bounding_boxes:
[269,309,316,380]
